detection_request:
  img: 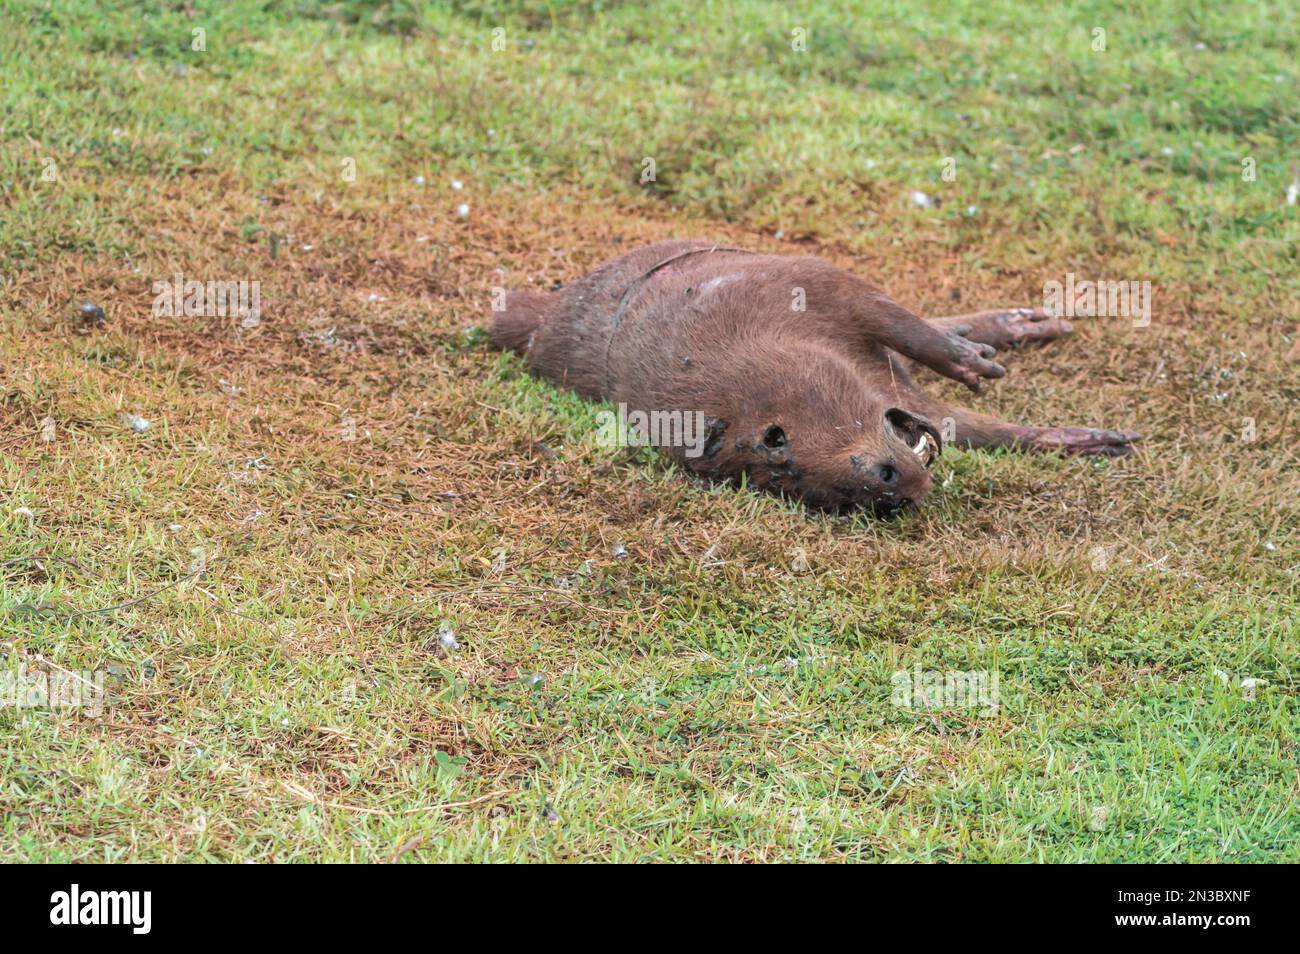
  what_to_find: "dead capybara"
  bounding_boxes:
[490,241,1140,514]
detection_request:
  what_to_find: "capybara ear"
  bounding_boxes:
[489,289,555,354]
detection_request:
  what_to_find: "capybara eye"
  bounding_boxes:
[877,463,898,485]
[763,425,787,449]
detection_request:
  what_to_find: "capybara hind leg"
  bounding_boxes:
[929,308,1073,351]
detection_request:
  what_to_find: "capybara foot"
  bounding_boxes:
[939,308,1074,351]
[1023,426,1142,457]
[937,332,1007,391]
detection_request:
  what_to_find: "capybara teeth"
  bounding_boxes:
[912,432,938,467]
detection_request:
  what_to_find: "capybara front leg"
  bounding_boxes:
[893,317,1008,391]
[792,260,1008,391]
[934,406,1141,458]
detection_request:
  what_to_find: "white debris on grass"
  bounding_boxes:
[120,412,151,433]
[438,621,460,652]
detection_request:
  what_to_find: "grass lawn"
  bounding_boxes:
[1,0,1296,862]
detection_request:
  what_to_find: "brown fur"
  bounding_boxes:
[490,242,1139,514]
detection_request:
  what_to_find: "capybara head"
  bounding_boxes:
[681,345,942,514]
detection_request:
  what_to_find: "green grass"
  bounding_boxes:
[0,0,1296,861]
